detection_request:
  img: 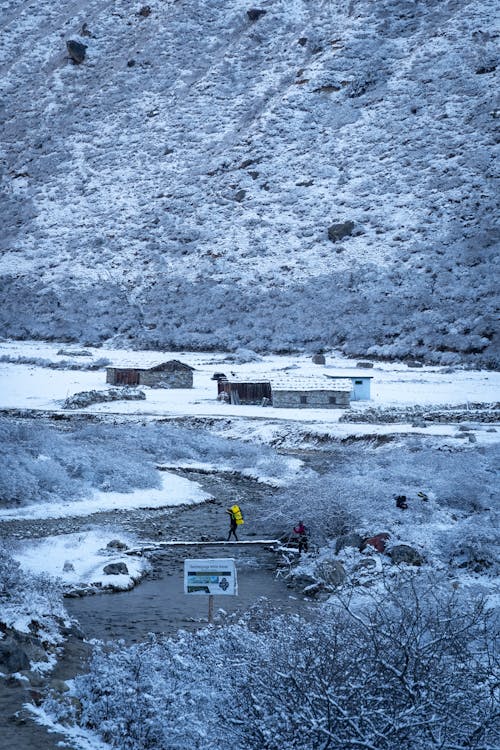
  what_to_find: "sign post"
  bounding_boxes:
[184,558,238,623]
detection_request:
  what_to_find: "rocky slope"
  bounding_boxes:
[0,0,498,364]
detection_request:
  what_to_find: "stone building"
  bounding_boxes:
[106,360,194,388]
[271,377,352,408]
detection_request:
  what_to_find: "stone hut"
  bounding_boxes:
[106,360,194,388]
[271,377,352,408]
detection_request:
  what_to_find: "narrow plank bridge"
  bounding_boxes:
[125,539,288,556]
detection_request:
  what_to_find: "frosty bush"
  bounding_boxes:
[48,574,499,749]
[0,546,67,640]
[269,442,499,544]
[0,418,292,508]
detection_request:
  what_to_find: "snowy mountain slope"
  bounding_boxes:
[0,0,498,363]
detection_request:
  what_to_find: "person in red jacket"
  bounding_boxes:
[293,521,308,553]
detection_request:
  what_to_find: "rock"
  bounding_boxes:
[297,37,308,46]
[127,59,136,67]
[62,561,75,572]
[103,562,129,575]
[247,8,267,21]
[315,559,346,587]
[361,533,390,553]
[106,539,129,550]
[335,533,363,554]
[0,638,30,673]
[353,558,377,572]
[407,360,423,368]
[356,361,374,368]
[476,65,496,74]
[312,353,326,364]
[328,221,355,243]
[234,189,246,202]
[47,679,70,694]
[138,5,152,17]
[66,40,87,64]
[389,544,423,566]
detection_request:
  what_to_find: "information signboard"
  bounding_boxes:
[184,558,238,596]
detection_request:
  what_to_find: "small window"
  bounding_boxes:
[329,396,337,404]
[300,395,307,404]
[355,380,363,385]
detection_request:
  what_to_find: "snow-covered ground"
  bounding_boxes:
[10,530,147,592]
[0,471,210,521]
[1,340,498,423]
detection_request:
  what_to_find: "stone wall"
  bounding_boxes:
[139,371,193,388]
[339,403,500,424]
[272,390,350,408]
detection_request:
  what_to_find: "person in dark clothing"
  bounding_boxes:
[293,520,308,553]
[226,507,239,541]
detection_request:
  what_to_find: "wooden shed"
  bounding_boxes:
[271,377,352,409]
[217,379,272,405]
[106,360,194,389]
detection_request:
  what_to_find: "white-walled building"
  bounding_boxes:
[326,374,373,400]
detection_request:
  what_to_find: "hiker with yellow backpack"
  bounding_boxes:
[226,504,244,541]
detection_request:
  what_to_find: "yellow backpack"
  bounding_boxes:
[231,504,244,525]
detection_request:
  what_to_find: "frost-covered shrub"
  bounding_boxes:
[47,574,499,750]
[0,547,67,641]
[62,388,145,409]
[0,418,292,508]
[269,442,499,551]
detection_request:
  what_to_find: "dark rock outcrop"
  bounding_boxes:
[103,562,129,575]
[247,8,267,22]
[328,221,355,243]
[389,544,423,566]
[66,40,87,64]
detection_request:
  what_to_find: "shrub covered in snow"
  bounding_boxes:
[0,547,67,646]
[0,417,293,508]
[44,574,499,749]
[62,387,145,409]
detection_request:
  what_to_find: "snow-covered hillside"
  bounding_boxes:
[0,0,498,364]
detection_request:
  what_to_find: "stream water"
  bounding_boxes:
[1,467,314,749]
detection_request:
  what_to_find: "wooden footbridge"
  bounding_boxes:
[125,539,289,556]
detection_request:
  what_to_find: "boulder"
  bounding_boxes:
[361,533,390,553]
[106,539,129,550]
[138,5,151,16]
[247,8,267,21]
[328,221,355,243]
[312,353,326,364]
[389,544,423,566]
[66,40,87,64]
[62,561,75,572]
[103,562,129,576]
[0,637,30,673]
[335,533,364,554]
[356,361,374,368]
[315,559,346,587]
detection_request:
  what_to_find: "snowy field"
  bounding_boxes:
[1,340,499,422]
